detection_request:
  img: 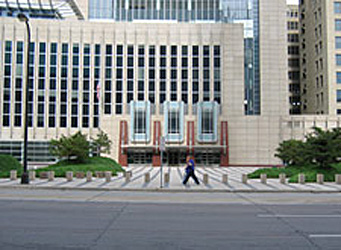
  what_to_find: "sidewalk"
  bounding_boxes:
[1,166,341,193]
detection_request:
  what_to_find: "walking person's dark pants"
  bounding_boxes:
[183,171,200,185]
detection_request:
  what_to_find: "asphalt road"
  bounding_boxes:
[0,189,341,249]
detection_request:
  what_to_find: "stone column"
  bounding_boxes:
[222,174,228,184]
[66,172,73,182]
[279,173,286,184]
[48,171,55,181]
[203,174,209,184]
[242,174,248,184]
[145,173,150,183]
[317,174,324,184]
[29,171,36,181]
[10,170,17,180]
[105,171,112,183]
[86,171,92,182]
[260,174,267,184]
[164,173,170,184]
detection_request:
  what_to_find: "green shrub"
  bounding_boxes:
[0,154,22,178]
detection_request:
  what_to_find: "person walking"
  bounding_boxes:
[183,155,200,185]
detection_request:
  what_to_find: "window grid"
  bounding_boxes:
[48,43,57,128]
[181,45,188,104]
[115,45,123,114]
[27,42,35,127]
[127,45,134,105]
[60,43,68,128]
[37,43,46,127]
[14,41,23,127]
[192,45,199,105]
[203,45,210,101]
[82,44,91,127]
[71,43,79,128]
[213,45,221,104]
[148,45,156,104]
[104,44,112,114]
[170,45,177,101]
[3,41,12,127]
[159,45,167,104]
[93,44,100,128]
[138,45,145,101]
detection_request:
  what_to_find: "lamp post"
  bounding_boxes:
[17,13,30,184]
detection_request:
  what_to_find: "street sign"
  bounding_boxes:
[160,136,166,152]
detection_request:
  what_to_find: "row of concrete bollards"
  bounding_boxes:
[242,173,341,185]
[9,170,341,185]
[9,170,125,183]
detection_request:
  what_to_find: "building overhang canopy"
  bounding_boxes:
[0,0,84,19]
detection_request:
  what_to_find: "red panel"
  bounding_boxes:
[118,120,128,167]
[187,121,195,155]
[220,121,229,167]
[152,121,161,166]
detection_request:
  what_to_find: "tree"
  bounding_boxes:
[305,127,341,168]
[91,130,112,157]
[50,131,90,163]
[275,139,308,166]
[275,127,341,168]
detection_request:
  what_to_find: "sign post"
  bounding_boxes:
[160,136,166,188]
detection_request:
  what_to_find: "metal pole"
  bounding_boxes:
[19,15,30,184]
[160,150,163,188]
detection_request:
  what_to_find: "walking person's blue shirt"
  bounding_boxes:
[185,159,195,174]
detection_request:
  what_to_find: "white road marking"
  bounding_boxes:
[309,235,341,238]
[258,214,341,218]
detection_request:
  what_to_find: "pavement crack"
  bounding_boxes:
[92,203,129,246]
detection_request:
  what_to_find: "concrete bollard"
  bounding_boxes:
[105,171,112,183]
[66,171,73,182]
[164,173,170,184]
[76,172,85,179]
[10,170,17,181]
[125,171,131,182]
[279,173,286,184]
[203,174,209,185]
[144,173,150,183]
[48,171,55,181]
[222,174,228,184]
[242,174,248,184]
[317,174,324,184]
[260,174,267,184]
[29,171,36,181]
[298,173,305,184]
[335,174,341,184]
[86,171,92,182]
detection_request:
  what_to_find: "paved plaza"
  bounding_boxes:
[1,166,341,192]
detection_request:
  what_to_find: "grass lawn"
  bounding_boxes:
[0,154,23,178]
[248,164,341,183]
[34,157,124,177]
[0,156,123,178]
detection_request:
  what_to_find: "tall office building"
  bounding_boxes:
[0,0,298,167]
[287,4,301,114]
[299,0,341,115]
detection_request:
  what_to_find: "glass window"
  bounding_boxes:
[338,72,341,84]
[337,37,341,49]
[337,90,341,102]
[168,110,179,134]
[335,2,341,13]
[336,19,341,31]
[202,108,214,134]
[337,54,341,66]
[134,109,146,134]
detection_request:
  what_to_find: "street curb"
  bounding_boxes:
[1,185,341,194]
